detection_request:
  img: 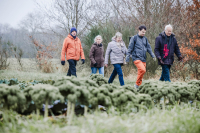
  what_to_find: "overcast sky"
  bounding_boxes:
[0,0,49,28]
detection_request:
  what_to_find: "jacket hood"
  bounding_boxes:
[93,42,97,45]
[159,31,175,37]
[112,37,116,41]
[93,42,103,45]
[111,37,125,46]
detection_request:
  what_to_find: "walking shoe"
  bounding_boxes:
[134,84,139,91]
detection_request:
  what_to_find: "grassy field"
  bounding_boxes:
[1,58,178,83]
[1,58,91,80]
[0,58,200,133]
[1,104,200,133]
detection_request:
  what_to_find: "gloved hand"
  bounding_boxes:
[158,57,164,64]
[94,63,97,67]
[153,57,156,61]
[61,61,65,65]
[81,59,85,64]
[178,56,183,61]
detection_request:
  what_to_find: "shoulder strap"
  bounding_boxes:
[146,37,148,46]
[132,35,137,51]
[134,35,137,44]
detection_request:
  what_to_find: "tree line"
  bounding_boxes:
[0,0,199,80]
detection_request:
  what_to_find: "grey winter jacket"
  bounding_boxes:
[126,34,155,62]
[105,37,128,64]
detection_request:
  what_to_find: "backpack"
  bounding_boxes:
[129,35,148,53]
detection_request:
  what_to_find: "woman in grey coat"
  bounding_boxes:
[105,32,128,86]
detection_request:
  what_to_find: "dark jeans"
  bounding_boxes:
[160,64,171,82]
[67,59,77,77]
[108,64,124,86]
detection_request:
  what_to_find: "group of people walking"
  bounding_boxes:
[61,24,182,89]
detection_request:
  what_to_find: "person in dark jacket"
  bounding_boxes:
[105,32,128,86]
[89,35,105,76]
[126,25,156,89]
[154,24,183,82]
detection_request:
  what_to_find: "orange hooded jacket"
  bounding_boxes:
[61,34,85,61]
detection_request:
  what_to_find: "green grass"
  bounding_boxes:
[1,105,200,133]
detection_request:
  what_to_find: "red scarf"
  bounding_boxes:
[163,44,169,58]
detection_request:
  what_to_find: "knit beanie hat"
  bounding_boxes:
[70,27,77,33]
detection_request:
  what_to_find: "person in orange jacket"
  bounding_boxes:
[61,27,85,77]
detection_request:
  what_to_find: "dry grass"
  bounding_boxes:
[0,58,188,83]
[124,68,138,81]
[6,58,78,73]
[0,58,91,81]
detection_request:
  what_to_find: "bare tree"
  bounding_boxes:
[35,0,96,38]
[0,36,11,70]
[13,46,24,68]
[95,0,186,77]
[20,12,44,35]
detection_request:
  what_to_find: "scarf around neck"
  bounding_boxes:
[70,33,76,39]
[98,43,102,47]
[116,41,124,50]
[163,32,172,58]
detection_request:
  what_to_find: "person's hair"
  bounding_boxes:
[165,24,173,31]
[113,32,122,39]
[94,35,103,43]
[138,25,146,31]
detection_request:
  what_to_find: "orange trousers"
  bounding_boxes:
[134,60,146,86]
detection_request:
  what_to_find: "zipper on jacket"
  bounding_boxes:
[143,38,146,59]
[100,46,102,67]
[75,40,77,57]
[138,36,146,60]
